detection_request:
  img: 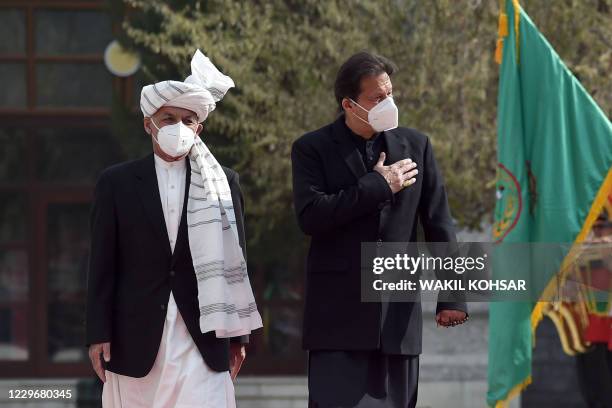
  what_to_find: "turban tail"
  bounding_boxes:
[140,50,234,122]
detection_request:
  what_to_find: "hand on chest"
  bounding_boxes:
[325,142,423,201]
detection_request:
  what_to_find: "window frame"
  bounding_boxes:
[0,1,135,115]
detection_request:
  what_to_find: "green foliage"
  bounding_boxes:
[109,0,611,267]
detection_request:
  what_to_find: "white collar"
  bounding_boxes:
[154,153,187,171]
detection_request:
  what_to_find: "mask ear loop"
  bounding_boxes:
[148,118,161,140]
[349,98,370,113]
[348,98,372,127]
[148,118,165,154]
[149,118,161,131]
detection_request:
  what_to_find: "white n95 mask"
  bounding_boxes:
[150,119,196,157]
[350,96,399,132]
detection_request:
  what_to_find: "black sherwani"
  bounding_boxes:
[291,115,466,407]
[85,153,248,378]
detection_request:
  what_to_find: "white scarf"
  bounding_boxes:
[140,49,262,337]
[188,138,262,337]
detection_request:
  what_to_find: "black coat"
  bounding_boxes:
[85,153,248,377]
[291,116,466,355]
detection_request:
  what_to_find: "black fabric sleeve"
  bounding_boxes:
[291,138,392,236]
[228,171,250,345]
[417,137,467,315]
[85,171,118,346]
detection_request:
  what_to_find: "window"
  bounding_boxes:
[47,203,90,363]
[0,193,29,362]
[0,3,115,113]
[0,0,124,378]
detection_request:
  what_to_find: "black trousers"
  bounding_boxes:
[576,344,612,408]
[308,350,419,408]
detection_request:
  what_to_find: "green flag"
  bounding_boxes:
[487,1,612,406]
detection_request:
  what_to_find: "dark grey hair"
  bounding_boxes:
[334,51,397,111]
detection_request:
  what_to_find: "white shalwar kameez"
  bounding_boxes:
[101,154,236,408]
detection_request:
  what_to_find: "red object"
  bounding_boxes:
[584,314,612,350]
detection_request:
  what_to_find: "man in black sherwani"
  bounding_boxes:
[291,51,468,408]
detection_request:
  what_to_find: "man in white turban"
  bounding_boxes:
[86,50,262,408]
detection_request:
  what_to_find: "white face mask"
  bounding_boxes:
[349,96,399,132]
[149,119,196,158]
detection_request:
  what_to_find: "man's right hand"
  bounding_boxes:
[88,342,111,383]
[374,152,419,194]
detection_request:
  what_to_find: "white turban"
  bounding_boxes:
[140,49,234,122]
